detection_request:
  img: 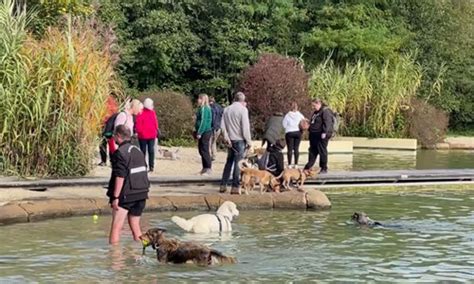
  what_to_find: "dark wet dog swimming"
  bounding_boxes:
[351,212,383,227]
[140,228,237,266]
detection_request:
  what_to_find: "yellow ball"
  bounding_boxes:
[93,214,99,221]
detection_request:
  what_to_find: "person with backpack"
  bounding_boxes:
[135,98,159,172]
[107,125,150,245]
[99,96,119,166]
[209,96,223,161]
[304,98,335,174]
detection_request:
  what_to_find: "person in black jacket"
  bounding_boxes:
[262,112,284,149]
[304,99,333,174]
[266,138,285,177]
[107,125,150,245]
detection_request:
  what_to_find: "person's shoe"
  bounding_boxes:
[148,167,154,173]
[230,187,240,195]
[98,162,106,167]
[319,168,328,174]
[201,169,212,176]
[219,185,228,193]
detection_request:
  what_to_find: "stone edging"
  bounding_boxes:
[0,190,331,226]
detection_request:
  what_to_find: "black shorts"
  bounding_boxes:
[119,199,146,216]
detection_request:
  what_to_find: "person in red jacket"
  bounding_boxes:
[135,98,159,172]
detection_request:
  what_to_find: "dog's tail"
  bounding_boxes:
[210,249,237,264]
[171,216,194,232]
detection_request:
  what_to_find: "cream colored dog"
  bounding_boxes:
[171,201,239,233]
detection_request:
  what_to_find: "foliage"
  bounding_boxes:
[138,90,194,141]
[0,0,120,177]
[160,138,196,148]
[406,98,449,148]
[238,53,310,137]
[300,1,410,65]
[309,55,422,137]
[21,0,94,35]
[390,0,474,128]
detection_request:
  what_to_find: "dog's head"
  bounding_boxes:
[140,228,167,252]
[217,201,239,220]
[351,212,370,225]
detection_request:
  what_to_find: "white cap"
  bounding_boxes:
[144,98,154,110]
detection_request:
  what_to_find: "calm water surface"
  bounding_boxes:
[0,190,473,282]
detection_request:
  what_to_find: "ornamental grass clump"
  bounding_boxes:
[309,55,421,137]
[0,0,120,177]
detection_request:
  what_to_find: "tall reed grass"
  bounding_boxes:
[0,0,121,177]
[309,55,421,137]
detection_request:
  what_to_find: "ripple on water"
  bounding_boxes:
[0,190,473,282]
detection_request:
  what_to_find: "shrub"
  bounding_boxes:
[138,90,194,141]
[237,53,311,137]
[405,98,449,148]
[309,55,422,137]
[0,1,121,177]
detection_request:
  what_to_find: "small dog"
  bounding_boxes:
[158,147,180,160]
[140,228,237,266]
[171,201,239,233]
[351,212,383,227]
[239,160,280,194]
[277,168,315,191]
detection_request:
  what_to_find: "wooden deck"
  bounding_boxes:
[1,169,474,188]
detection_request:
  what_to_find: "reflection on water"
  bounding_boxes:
[0,190,473,282]
[328,149,474,171]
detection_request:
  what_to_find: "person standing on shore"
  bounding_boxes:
[99,96,119,166]
[209,96,223,161]
[262,112,284,149]
[282,102,305,168]
[304,99,333,174]
[107,125,149,245]
[135,98,159,172]
[195,94,213,175]
[115,99,142,137]
[220,92,252,194]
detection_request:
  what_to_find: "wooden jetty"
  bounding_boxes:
[1,169,474,188]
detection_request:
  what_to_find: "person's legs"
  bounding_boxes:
[109,206,129,245]
[126,200,146,241]
[293,132,302,165]
[285,133,294,166]
[304,132,319,170]
[220,146,235,191]
[99,137,107,164]
[147,139,155,170]
[317,136,329,171]
[210,129,220,160]
[138,139,147,154]
[198,131,212,170]
[231,140,245,189]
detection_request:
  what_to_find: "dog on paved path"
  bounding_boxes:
[171,201,239,233]
[140,228,237,266]
[239,160,280,194]
[277,168,315,191]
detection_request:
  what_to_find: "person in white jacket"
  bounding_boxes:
[282,102,306,168]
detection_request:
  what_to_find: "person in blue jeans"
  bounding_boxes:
[220,92,252,194]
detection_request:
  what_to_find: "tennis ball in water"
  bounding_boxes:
[93,214,99,221]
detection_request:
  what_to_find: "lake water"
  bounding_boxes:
[1,189,473,282]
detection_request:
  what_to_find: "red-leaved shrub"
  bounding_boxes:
[405,98,449,148]
[238,53,311,137]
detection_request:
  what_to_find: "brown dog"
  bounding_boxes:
[239,161,280,194]
[277,168,315,191]
[140,228,237,266]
